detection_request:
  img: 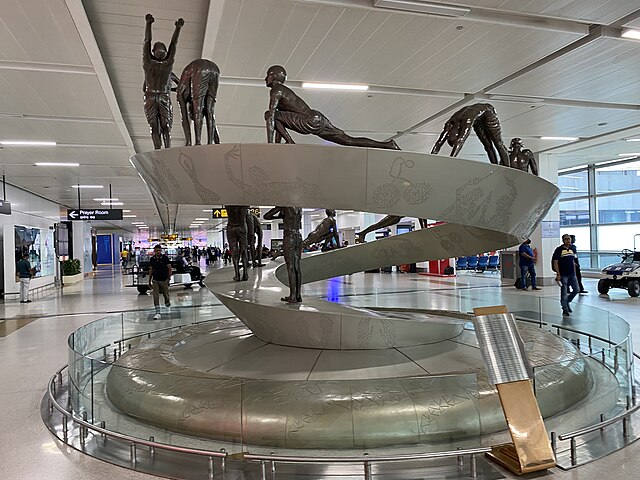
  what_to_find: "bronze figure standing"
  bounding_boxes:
[246,211,265,267]
[143,14,184,149]
[177,59,221,146]
[509,138,538,175]
[264,206,303,303]
[225,205,249,281]
[431,103,509,166]
[264,65,399,150]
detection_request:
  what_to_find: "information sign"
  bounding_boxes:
[212,207,260,218]
[67,209,123,221]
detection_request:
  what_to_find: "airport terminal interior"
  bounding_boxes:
[3,1,640,479]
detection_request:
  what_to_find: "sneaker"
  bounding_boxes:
[532,287,541,290]
[562,309,570,316]
[165,302,171,307]
[153,313,161,320]
[579,290,588,295]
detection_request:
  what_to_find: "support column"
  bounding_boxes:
[529,153,560,286]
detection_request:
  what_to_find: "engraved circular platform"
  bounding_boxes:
[106,314,613,449]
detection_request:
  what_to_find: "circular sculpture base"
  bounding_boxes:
[106,315,611,449]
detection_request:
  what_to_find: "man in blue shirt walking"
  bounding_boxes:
[518,239,540,291]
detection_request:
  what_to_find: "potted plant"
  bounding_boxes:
[62,258,83,285]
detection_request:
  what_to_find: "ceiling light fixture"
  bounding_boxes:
[618,153,640,157]
[540,136,579,141]
[123,215,137,218]
[626,138,640,142]
[34,162,79,167]
[621,28,640,40]
[302,82,369,91]
[101,201,123,206]
[131,221,144,224]
[93,198,118,201]
[71,185,103,189]
[195,217,209,220]
[123,209,131,213]
[373,0,470,17]
[1,140,56,146]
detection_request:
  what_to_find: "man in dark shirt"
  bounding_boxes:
[16,253,34,303]
[518,239,540,290]
[148,244,172,319]
[552,234,579,316]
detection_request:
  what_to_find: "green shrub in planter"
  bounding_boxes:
[62,259,81,276]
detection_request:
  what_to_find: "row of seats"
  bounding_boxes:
[456,255,500,272]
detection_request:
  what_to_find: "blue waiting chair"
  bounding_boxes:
[466,256,478,271]
[477,255,489,272]
[456,257,468,271]
[487,255,500,272]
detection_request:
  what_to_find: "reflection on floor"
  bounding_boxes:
[2,263,640,479]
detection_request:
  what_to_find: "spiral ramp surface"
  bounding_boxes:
[104,144,605,449]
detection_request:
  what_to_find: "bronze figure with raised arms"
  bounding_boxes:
[142,14,184,149]
[264,65,400,150]
[431,103,509,166]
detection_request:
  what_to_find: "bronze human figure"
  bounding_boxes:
[264,65,400,150]
[357,216,428,243]
[177,59,221,146]
[509,138,538,175]
[431,103,509,166]
[225,205,249,281]
[302,209,340,250]
[246,211,265,267]
[264,206,303,303]
[143,14,184,149]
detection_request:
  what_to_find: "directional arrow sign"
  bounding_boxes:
[67,209,123,221]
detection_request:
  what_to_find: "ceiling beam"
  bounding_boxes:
[201,0,225,60]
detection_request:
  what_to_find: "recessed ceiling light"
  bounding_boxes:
[93,198,119,201]
[302,82,369,91]
[138,226,149,229]
[621,28,640,40]
[373,0,470,17]
[1,140,56,146]
[123,215,137,218]
[34,162,79,167]
[540,136,579,141]
[71,185,103,189]
[101,201,123,206]
[123,210,131,213]
[618,153,640,157]
[202,209,213,212]
[626,138,640,142]
[195,217,208,220]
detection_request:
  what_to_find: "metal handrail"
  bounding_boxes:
[243,447,491,463]
[47,366,228,459]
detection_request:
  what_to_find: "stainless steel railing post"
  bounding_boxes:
[130,442,137,465]
[570,437,577,466]
[208,456,214,479]
[260,460,267,480]
[149,436,155,457]
[470,453,477,478]
[62,415,68,442]
[220,448,226,471]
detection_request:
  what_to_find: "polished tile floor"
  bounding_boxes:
[1,263,640,479]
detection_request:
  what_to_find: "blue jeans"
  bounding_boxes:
[519,264,536,288]
[560,274,579,310]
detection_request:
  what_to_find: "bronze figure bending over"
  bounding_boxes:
[143,14,184,149]
[302,209,340,250]
[509,138,538,175]
[264,65,400,150]
[177,59,221,146]
[264,206,303,303]
[225,205,249,281]
[246,211,265,267]
[431,103,509,166]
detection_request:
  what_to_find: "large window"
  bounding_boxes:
[558,169,588,199]
[596,161,640,194]
[560,198,589,226]
[597,193,640,224]
[558,158,640,257]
